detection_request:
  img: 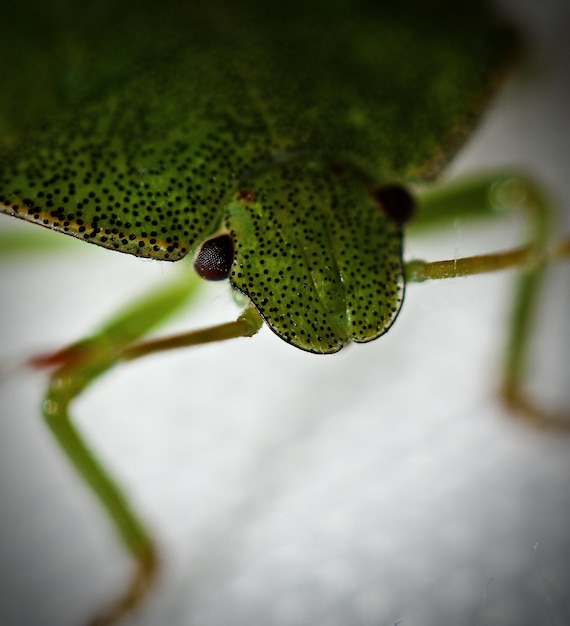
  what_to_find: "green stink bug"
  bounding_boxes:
[1,1,568,621]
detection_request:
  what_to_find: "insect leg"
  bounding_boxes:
[34,272,200,625]
[34,269,262,624]
[407,174,569,430]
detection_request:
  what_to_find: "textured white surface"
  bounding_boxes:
[0,1,569,625]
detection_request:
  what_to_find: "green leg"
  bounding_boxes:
[406,173,570,430]
[33,271,263,625]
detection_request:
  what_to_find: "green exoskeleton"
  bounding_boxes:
[1,0,568,624]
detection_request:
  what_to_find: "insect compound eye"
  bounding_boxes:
[193,234,234,281]
[373,184,415,225]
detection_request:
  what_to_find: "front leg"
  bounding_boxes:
[32,272,262,625]
[408,174,570,430]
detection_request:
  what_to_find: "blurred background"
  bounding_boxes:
[0,0,569,625]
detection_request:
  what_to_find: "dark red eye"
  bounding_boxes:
[194,234,234,281]
[373,184,415,225]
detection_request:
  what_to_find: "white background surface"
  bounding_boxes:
[0,1,569,625]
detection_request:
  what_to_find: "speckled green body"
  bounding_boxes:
[0,0,513,352]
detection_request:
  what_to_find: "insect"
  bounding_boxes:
[1,0,569,625]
